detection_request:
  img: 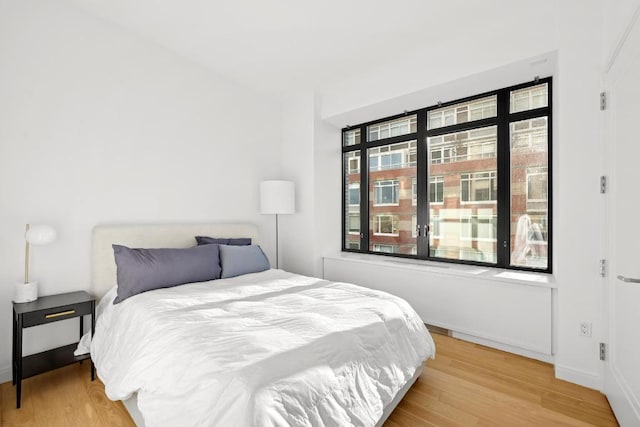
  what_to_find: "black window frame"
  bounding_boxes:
[341,77,553,274]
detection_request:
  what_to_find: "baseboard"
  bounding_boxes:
[555,364,602,391]
[0,365,12,384]
[606,364,640,426]
[451,331,554,363]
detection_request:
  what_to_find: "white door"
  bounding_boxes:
[604,11,640,426]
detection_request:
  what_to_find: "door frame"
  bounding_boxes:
[602,5,640,425]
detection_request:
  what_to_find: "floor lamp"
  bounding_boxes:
[260,180,295,269]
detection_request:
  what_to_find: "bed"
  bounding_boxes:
[88,223,435,427]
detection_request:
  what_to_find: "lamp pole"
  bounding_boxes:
[275,214,279,269]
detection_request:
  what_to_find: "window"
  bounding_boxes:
[373,244,398,253]
[348,183,360,205]
[527,167,548,202]
[369,141,416,171]
[429,210,442,238]
[510,117,549,269]
[430,176,444,204]
[343,129,361,147]
[373,214,398,235]
[429,126,497,164]
[461,171,497,203]
[342,78,552,273]
[412,178,417,205]
[368,115,417,141]
[428,96,497,130]
[344,151,361,248]
[460,213,498,242]
[346,151,360,174]
[348,214,360,234]
[373,180,399,205]
[412,215,417,237]
[510,83,548,113]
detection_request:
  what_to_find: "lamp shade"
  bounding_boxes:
[25,225,57,245]
[260,181,295,214]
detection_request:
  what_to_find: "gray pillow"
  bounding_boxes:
[195,236,252,246]
[220,244,270,279]
[113,244,221,304]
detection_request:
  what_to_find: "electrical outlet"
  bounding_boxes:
[578,321,592,337]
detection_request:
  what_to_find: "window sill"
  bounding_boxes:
[325,252,556,289]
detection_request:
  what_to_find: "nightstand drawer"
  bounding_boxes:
[22,302,92,327]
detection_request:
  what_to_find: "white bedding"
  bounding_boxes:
[91,269,435,427]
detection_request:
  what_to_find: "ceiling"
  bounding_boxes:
[68,0,557,96]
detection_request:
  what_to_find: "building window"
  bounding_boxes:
[373,180,399,205]
[348,214,360,234]
[428,95,497,130]
[461,171,497,203]
[373,244,398,253]
[348,183,360,205]
[412,215,417,237]
[412,178,418,205]
[527,167,548,202]
[373,214,398,236]
[343,129,361,147]
[429,212,442,238]
[369,141,416,171]
[460,214,498,242]
[510,83,548,113]
[430,176,444,204]
[346,151,360,174]
[342,78,552,273]
[430,126,497,164]
[368,115,417,141]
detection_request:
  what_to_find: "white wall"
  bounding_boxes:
[603,0,640,67]
[552,1,606,389]
[282,0,610,390]
[0,0,281,381]
[279,92,317,276]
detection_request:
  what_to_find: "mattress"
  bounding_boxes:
[91,269,435,426]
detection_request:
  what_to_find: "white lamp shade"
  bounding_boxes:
[25,225,57,245]
[260,181,295,214]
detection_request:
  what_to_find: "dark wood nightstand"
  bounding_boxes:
[12,290,96,408]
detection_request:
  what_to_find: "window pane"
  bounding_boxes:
[343,129,361,147]
[369,140,417,172]
[344,151,361,249]
[510,117,548,269]
[510,83,548,113]
[427,126,498,263]
[368,115,417,142]
[428,96,496,130]
[369,141,416,254]
[430,126,496,164]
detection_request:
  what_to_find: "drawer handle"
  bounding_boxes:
[45,310,76,319]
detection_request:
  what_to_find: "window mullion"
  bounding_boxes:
[496,89,511,267]
[416,110,429,258]
[360,125,369,252]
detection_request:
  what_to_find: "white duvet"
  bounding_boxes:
[91,269,435,427]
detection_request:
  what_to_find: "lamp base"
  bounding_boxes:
[14,281,38,303]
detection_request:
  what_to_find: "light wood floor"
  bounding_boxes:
[1,334,618,426]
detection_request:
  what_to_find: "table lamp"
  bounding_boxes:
[14,224,57,303]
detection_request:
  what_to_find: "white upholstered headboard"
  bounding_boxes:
[91,223,260,299]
